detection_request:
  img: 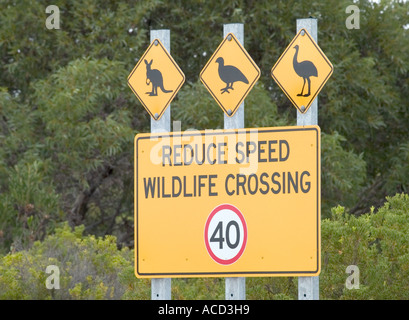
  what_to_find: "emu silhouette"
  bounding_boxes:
[215,57,249,94]
[293,45,318,97]
[144,59,173,96]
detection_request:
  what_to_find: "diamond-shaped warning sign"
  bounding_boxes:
[128,39,185,120]
[200,33,260,117]
[271,28,333,114]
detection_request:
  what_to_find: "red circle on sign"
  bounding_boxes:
[204,204,247,265]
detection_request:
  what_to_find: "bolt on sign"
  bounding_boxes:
[134,126,321,278]
[200,33,260,117]
[271,28,333,114]
[127,39,185,120]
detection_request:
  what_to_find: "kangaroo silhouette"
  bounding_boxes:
[144,59,173,96]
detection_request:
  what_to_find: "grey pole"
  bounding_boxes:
[223,24,245,129]
[150,29,172,300]
[150,29,171,133]
[296,18,319,300]
[223,23,246,300]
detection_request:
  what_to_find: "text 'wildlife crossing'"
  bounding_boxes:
[140,133,313,199]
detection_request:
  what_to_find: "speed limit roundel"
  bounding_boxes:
[204,204,247,265]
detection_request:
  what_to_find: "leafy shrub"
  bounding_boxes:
[0,160,61,254]
[321,131,367,216]
[1,194,409,299]
[0,223,138,299]
[320,193,409,299]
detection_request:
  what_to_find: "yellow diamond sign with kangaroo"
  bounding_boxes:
[271,28,333,114]
[128,39,185,120]
[200,33,260,117]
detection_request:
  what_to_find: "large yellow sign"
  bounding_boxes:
[128,39,185,120]
[200,33,260,117]
[134,126,321,278]
[271,28,333,114]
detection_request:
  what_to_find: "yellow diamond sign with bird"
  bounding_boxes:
[271,28,333,114]
[200,33,260,117]
[128,39,185,120]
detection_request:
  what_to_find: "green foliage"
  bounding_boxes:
[32,57,134,185]
[171,278,224,300]
[0,159,61,253]
[320,193,409,300]
[0,0,408,300]
[320,0,409,204]
[321,131,366,216]
[0,222,137,299]
[386,141,409,194]
[0,0,407,250]
[0,0,152,98]
[1,194,409,299]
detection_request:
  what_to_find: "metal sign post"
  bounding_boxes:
[150,29,172,300]
[296,18,320,301]
[223,23,246,300]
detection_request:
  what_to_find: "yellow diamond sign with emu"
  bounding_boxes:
[128,38,185,120]
[200,33,260,117]
[271,28,333,114]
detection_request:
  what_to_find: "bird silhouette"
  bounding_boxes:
[293,45,318,97]
[215,57,249,94]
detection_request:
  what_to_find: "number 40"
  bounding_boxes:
[210,221,240,249]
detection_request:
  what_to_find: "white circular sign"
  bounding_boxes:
[204,204,247,265]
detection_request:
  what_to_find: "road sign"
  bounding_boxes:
[200,33,260,117]
[128,39,185,120]
[134,126,321,278]
[271,28,333,114]
[204,204,248,265]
